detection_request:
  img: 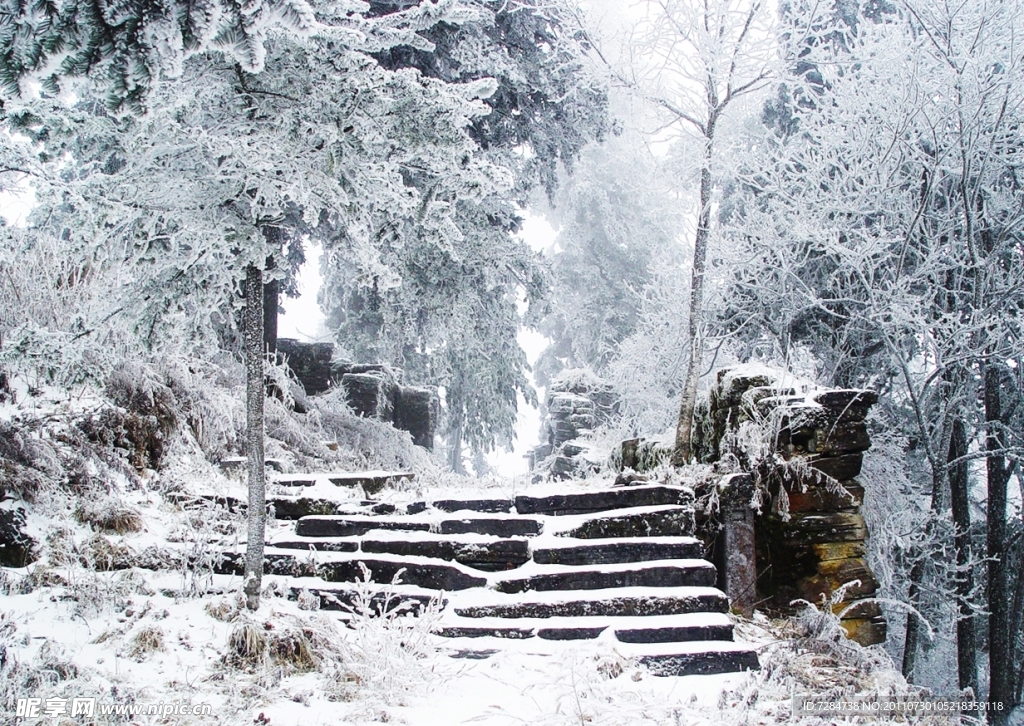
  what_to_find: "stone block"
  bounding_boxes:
[772,513,868,543]
[394,386,435,449]
[740,386,797,411]
[830,599,882,619]
[712,368,779,410]
[361,538,530,571]
[639,649,760,677]
[840,616,887,646]
[785,482,864,512]
[516,485,693,516]
[317,558,486,590]
[798,557,878,601]
[438,518,543,537]
[276,339,337,395]
[455,592,729,619]
[341,371,398,421]
[558,506,695,539]
[532,540,703,566]
[806,453,863,481]
[494,562,717,594]
[0,507,38,567]
[812,389,878,420]
[812,541,866,561]
[811,421,871,455]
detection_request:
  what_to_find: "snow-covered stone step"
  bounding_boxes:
[269,537,361,553]
[215,550,317,577]
[407,498,514,515]
[321,470,414,495]
[273,498,399,519]
[552,505,695,539]
[515,484,693,516]
[436,612,734,643]
[295,515,432,537]
[286,578,443,613]
[169,492,398,519]
[360,536,530,572]
[271,474,318,487]
[220,547,488,589]
[619,641,759,677]
[452,586,729,619]
[433,636,759,676]
[295,514,543,538]
[531,537,704,565]
[438,517,542,537]
[314,553,488,590]
[268,531,531,571]
[493,559,717,593]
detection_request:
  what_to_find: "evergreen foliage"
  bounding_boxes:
[324,0,609,471]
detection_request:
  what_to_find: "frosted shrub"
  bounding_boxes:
[714,597,962,726]
[323,564,444,707]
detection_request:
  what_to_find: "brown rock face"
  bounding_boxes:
[692,367,885,647]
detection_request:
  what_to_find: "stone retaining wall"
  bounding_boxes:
[583,366,886,646]
[276,339,436,450]
[696,367,884,646]
[529,370,617,479]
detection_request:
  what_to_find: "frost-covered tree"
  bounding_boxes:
[0,0,319,114]
[606,0,774,465]
[533,112,685,388]
[720,0,1024,710]
[6,0,515,606]
[323,0,608,472]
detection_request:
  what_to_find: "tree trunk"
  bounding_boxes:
[949,417,978,694]
[902,558,924,680]
[263,256,278,357]
[672,137,714,467]
[448,422,465,474]
[986,364,1011,720]
[243,263,266,611]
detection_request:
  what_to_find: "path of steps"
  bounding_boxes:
[220,476,759,677]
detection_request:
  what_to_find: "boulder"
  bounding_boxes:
[341,371,398,421]
[0,507,38,567]
[394,387,435,449]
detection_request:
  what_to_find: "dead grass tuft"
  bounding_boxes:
[125,625,164,660]
[205,598,238,622]
[75,499,144,534]
[82,534,135,571]
[268,627,320,672]
[224,618,269,670]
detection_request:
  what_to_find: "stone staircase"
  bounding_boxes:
[218,477,760,677]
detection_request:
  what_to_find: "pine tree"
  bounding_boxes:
[325,0,609,471]
[7,0,523,607]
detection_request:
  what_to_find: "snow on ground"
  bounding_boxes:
[2,565,749,726]
[0,374,943,726]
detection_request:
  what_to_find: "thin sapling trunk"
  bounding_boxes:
[243,263,266,611]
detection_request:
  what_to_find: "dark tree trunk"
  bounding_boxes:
[448,423,465,474]
[904,447,945,682]
[986,364,1011,721]
[243,263,266,611]
[263,256,278,357]
[949,417,978,694]
[903,558,924,680]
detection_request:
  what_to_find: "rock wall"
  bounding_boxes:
[276,339,436,450]
[530,370,618,479]
[697,367,885,646]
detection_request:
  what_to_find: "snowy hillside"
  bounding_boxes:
[0,364,948,725]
